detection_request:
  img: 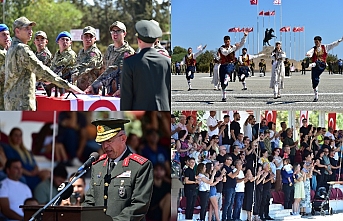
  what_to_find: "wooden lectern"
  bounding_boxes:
[20,205,112,221]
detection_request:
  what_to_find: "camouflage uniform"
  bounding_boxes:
[91,41,135,94]
[35,47,52,67]
[154,41,169,56]
[74,43,103,90]
[4,36,71,111]
[50,47,77,79]
[0,46,6,110]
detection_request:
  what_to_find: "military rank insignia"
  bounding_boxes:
[97,125,105,133]
[118,180,126,198]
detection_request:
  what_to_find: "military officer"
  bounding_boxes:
[84,21,135,96]
[34,31,52,67]
[120,20,171,111]
[82,119,153,221]
[0,24,11,110]
[73,26,103,91]
[4,17,83,111]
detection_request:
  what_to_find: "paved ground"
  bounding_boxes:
[171,71,343,111]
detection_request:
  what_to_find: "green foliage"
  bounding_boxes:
[196,50,214,73]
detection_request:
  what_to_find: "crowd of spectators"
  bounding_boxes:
[0,111,171,221]
[171,112,343,221]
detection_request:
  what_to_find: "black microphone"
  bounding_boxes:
[53,182,74,205]
[77,152,100,172]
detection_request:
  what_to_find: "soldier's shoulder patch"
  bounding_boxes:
[158,51,171,58]
[122,154,148,166]
[90,52,96,57]
[124,52,136,59]
[92,154,107,165]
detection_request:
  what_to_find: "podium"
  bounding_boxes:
[20,206,112,221]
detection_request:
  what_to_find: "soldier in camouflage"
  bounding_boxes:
[34,30,53,91]
[0,24,11,110]
[4,17,83,110]
[84,21,135,96]
[73,26,103,91]
[47,31,78,96]
[34,31,52,67]
[82,119,153,221]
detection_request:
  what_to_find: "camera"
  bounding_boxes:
[70,192,80,205]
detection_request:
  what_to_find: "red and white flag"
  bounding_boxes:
[300,111,308,126]
[265,111,277,123]
[280,26,290,32]
[259,10,264,16]
[273,0,281,5]
[197,45,202,51]
[328,113,336,129]
[245,27,254,32]
[292,27,300,32]
[270,10,275,16]
[250,0,258,5]
[264,11,271,16]
[298,27,304,32]
[228,27,239,32]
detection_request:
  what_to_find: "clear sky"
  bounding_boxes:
[171,0,343,61]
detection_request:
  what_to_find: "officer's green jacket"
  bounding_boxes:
[82,148,153,221]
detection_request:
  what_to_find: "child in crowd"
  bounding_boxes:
[283,158,293,185]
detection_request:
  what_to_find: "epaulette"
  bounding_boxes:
[158,51,171,58]
[124,52,136,59]
[92,154,108,166]
[122,154,148,167]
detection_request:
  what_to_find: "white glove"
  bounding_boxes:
[309,62,316,68]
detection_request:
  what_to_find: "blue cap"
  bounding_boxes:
[0,24,9,32]
[55,31,71,43]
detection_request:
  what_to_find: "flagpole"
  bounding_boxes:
[289,30,291,59]
[304,27,306,61]
[294,30,296,60]
[280,2,282,43]
[2,0,5,23]
[257,3,259,53]
[298,31,300,61]
[274,12,276,46]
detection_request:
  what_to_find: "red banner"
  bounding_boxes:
[259,10,264,15]
[245,27,254,32]
[250,0,258,5]
[265,111,277,123]
[21,111,58,123]
[264,11,270,16]
[228,27,239,32]
[300,111,308,126]
[328,113,336,129]
[280,26,291,32]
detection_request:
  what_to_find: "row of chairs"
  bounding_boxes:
[271,188,343,205]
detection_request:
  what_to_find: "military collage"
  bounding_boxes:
[0,1,172,221]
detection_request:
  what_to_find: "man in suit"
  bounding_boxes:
[82,119,153,220]
[120,20,170,111]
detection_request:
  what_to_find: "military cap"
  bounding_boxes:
[0,24,9,32]
[92,119,130,143]
[83,26,96,36]
[56,31,71,43]
[135,20,162,43]
[34,31,47,39]
[13,17,36,30]
[109,21,126,32]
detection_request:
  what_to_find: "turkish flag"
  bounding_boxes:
[328,113,336,130]
[298,27,304,32]
[182,111,197,127]
[300,111,308,126]
[245,27,254,32]
[270,10,275,16]
[228,27,239,32]
[264,11,270,16]
[293,27,299,32]
[239,28,245,32]
[250,0,258,5]
[21,111,59,123]
[265,111,277,123]
[273,0,281,5]
[259,10,264,15]
[280,26,290,32]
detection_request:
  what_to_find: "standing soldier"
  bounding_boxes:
[250,59,255,77]
[48,31,78,96]
[73,26,103,91]
[82,119,153,220]
[4,17,82,111]
[33,31,53,91]
[34,31,52,67]
[0,24,11,110]
[149,20,169,56]
[284,58,291,77]
[85,21,135,96]
[120,20,171,111]
[305,35,342,102]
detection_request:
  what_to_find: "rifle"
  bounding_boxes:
[91,66,120,96]
[49,65,79,97]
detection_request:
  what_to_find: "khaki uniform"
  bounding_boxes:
[4,36,70,110]
[35,47,53,67]
[0,46,6,110]
[75,43,103,90]
[50,47,77,79]
[83,149,153,221]
[91,41,134,93]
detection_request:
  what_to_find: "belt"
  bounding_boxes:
[222,62,234,65]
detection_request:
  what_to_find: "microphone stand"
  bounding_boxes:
[29,169,88,221]
[65,91,78,99]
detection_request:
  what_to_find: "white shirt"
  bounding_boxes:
[198,173,210,191]
[218,35,247,57]
[238,53,263,64]
[181,47,205,65]
[274,156,283,170]
[324,131,335,140]
[177,123,188,137]
[243,123,252,140]
[233,169,245,192]
[0,178,32,218]
[207,116,219,137]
